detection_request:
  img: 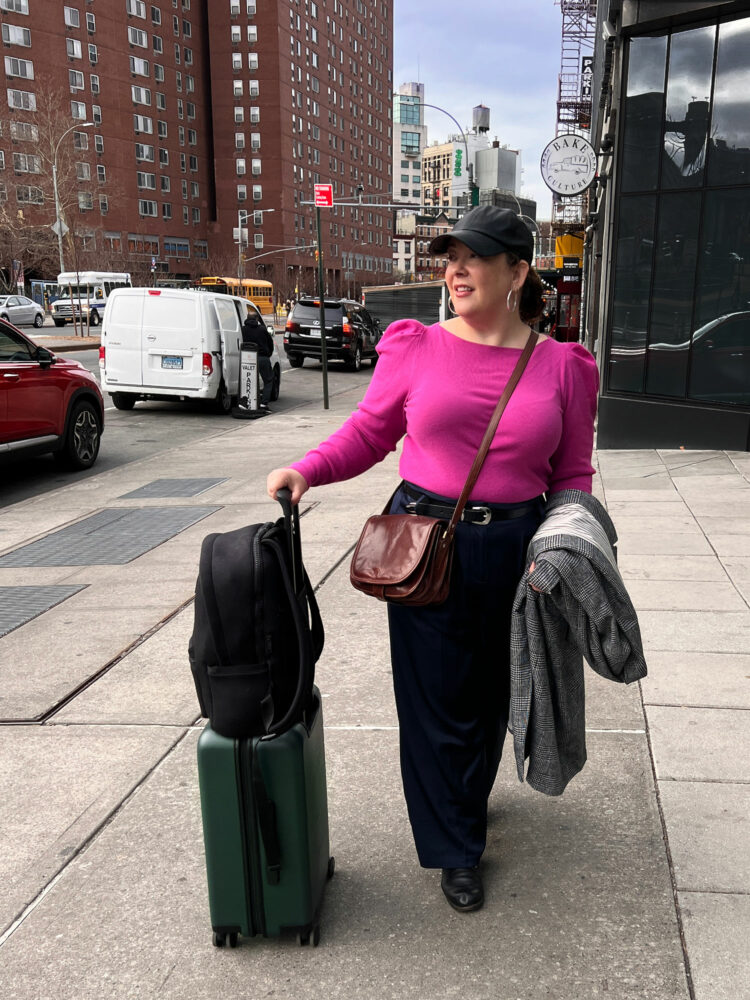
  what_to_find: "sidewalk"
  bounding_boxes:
[0,381,748,999]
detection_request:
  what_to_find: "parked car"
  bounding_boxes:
[99,288,281,412]
[283,297,381,370]
[0,320,104,469]
[0,294,45,328]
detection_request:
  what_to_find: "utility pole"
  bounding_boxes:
[315,205,329,409]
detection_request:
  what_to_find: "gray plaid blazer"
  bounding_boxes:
[510,489,647,796]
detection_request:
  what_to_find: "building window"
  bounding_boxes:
[234,106,244,123]
[162,202,171,219]
[69,69,84,90]
[194,239,207,259]
[159,147,169,165]
[251,158,261,175]
[138,198,158,216]
[13,152,41,173]
[78,191,93,211]
[250,132,260,150]
[76,161,91,180]
[2,24,31,46]
[192,207,199,223]
[66,38,82,59]
[156,92,166,110]
[70,100,87,119]
[99,194,108,213]
[97,164,106,183]
[130,56,150,77]
[233,80,243,98]
[10,121,38,141]
[160,174,170,191]
[231,25,241,43]
[0,0,30,13]
[157,120,167,138]
[607,14,750,408]
[182,205,189,224]
[64,6,80,28]
[128,26,148,46]
[189,154,197,171]
[254,233,263,249]
[131,85,151,105]
[137,171,156,189]
[401,132,420,156]
[248,52,258,70]
[190,180,199,197]
[95,134,104,154]
[250,106,260,123]
[88,43,98,64]
[127,0,146,17]
[153,35,163,53]
[154,63,165,82]
[16,184,43,203]
[134,114,153,133]
[188,128,196,145]
[249,80,259,98]
[90,74,100,94]
[237,183,247,200]
[235,132,245,149]
[252,183,262,201]
[151,5,161,24]
[236,157,246,176]
[92,104,102,124]
[135,142,155,161]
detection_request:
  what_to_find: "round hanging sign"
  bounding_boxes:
[540,134,597,196]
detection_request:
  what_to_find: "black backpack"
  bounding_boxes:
[188,490,324,738]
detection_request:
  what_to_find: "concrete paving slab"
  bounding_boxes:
[678,892,750,1000]
[708,534,750,558]
[604,532,714,555]
[658,781,750,892]
[0,730,689,1000]
[624,578,747,611]
[638,610,750,652]
[602,477,677,493]
[646,706,750,782]
[696,515,750,535]
[51,607,198,726]
[722,558,750,604]
[683,497,750,518]
[617,553,727,582]
[0,606,171,720]
[606,501,694,517]
[641,651,750,709]
[610,513,700,534]
[0,723,181,932]
[668,457,740,477]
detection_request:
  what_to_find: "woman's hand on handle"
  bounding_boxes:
[267,467,309,505]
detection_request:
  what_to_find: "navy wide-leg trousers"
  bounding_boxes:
[386,483,544,869]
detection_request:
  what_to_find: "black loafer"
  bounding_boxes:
[441,867,484,912]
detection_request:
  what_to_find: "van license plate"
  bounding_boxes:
[162,356,183,369]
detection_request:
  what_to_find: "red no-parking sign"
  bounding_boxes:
[314,183,333,207]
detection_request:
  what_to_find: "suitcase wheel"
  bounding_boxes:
[327,856,335,880]
[212,931,239,948]
[296,924,320,948]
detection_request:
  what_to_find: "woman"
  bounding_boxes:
[267,206,598,913]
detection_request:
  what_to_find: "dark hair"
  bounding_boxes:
[506,252,545,324]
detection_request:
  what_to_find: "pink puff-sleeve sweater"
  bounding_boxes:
[291,320,599,503]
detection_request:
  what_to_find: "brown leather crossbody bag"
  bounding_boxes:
[349,330,538,607]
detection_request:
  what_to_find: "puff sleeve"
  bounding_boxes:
[547,343,599,494]
[291,319,424,487]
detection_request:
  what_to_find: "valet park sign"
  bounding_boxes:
[540,133,597,196]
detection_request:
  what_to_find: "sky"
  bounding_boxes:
[393,0,563,220]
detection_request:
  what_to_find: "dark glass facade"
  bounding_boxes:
[607,14,750,410]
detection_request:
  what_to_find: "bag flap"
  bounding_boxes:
[350,514,444,586]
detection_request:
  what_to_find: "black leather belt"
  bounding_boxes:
[402,483,540,525]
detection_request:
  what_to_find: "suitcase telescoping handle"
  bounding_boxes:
[275,487,303,595]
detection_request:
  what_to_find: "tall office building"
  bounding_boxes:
[0,0,394,297]
[392,81,426,204]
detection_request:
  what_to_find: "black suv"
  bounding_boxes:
[283,297,381,371]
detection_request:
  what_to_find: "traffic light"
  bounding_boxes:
[314,249,320,263]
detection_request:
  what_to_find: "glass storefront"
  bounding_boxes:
[607,14,750,408]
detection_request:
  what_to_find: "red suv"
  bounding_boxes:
[0,320,104,469]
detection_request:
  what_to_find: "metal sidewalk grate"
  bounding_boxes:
[0,506,220,567]
[120,478,228,499]
[0,585,87,638]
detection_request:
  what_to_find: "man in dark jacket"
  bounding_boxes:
[241,310,275,407]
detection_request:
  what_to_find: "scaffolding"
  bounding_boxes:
[553,0,597,229]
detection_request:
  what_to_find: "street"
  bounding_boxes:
[0,337,377,508]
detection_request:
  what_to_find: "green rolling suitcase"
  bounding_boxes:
[197,686,333,947]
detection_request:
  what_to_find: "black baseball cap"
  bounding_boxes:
[428,205,535,262]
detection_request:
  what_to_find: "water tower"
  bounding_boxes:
[473,105,490,133]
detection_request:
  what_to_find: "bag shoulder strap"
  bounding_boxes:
[447,329,538,535]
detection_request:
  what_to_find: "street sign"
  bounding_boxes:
[314,183,333,208]
[51,219,69,238]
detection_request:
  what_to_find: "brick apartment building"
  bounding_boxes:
[0,0,394,298]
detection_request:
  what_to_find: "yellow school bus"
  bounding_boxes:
[194,276,274,315]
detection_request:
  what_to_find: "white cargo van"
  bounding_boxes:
[99,287,280,412]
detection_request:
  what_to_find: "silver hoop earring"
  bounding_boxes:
[506,288,519,313]
[448,298,457,316]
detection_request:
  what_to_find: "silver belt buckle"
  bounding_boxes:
[465,506,492,525]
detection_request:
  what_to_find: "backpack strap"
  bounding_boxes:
[197,533,231,667]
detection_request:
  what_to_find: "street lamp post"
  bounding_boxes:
[236,207,275,282]
[52,121,94,274]
[407,101,478,208]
